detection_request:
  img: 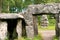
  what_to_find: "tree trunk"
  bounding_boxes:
[0,0,2,13]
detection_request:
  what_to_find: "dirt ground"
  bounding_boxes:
[39,30,55,40]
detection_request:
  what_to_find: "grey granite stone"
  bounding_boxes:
[0,21,7,40]
[16,20,22,39]
[0,13,24,19]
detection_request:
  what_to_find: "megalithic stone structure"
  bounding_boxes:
[24,3,60,39]
[0,3,60,40]
[0,13,24,40]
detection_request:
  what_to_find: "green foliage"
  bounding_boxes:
[1,0,60,13]
[2,0,9,12]
[48,15,56,26]
[34,0,60,4]
[53,36,58,40]
[38,26,55,30]
[33,34,42,40]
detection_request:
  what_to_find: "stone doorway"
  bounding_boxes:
[33,14,56,40]
[32,13,59,37]
[34,14,56,28]
[0,14,27,40]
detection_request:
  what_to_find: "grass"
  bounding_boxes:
[38,25,55,30]
[14,34,42,40]
[53,36,58,40]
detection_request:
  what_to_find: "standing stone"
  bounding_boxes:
[40,15,49,27]
[59,15,60,39]
[26,26,34,38]
[0,21,7,40]
[58,23,60,40]
[16,20,22,39]
[25,12,34,38]
[59,15,60,23]
[23,9,34,38]
[33,16,38,35]
[55,14,59,37]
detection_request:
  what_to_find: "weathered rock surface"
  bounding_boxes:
[58,23,60,40]
[0,13,24,19]
[0,21,7,40]
[16,20,22,39]
[59,15,60,23]
[41,15,49,27]
[33,16,38,35]
[23,3,60,38]
[0,13,24,40]
[0,3,60,40]
[28,3,60,14]
[23,10,34,38]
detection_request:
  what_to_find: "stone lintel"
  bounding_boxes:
[0,13,24,19]
[28,3,60,14]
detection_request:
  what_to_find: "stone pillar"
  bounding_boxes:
[26,26,34,38]
[58,23,60,40]
[33,16,38,35]
[16,19,22,39]
[59,15,60,23]
[25,13,34,38]
[57,14,60,39]
[24,11,34,38]
[0,21,7,40]
[40,15,49,27]
[55,13,59,37]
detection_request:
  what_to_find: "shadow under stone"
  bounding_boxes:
[7,19,18,40]
[22,19,27,37]
[5,19,27,40]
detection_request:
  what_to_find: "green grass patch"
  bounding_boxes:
[38,25,55,30]
[14,34,42,40]
[33,35,42,40]
[53,36,58,40]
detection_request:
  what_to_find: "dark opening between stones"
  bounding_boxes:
[0,18,27,40]
[22,19,27,37]
[2,18,27,40]
[7,19,18,40]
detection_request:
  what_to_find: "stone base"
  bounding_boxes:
[26,26,34,38]
[0,21,7,40]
